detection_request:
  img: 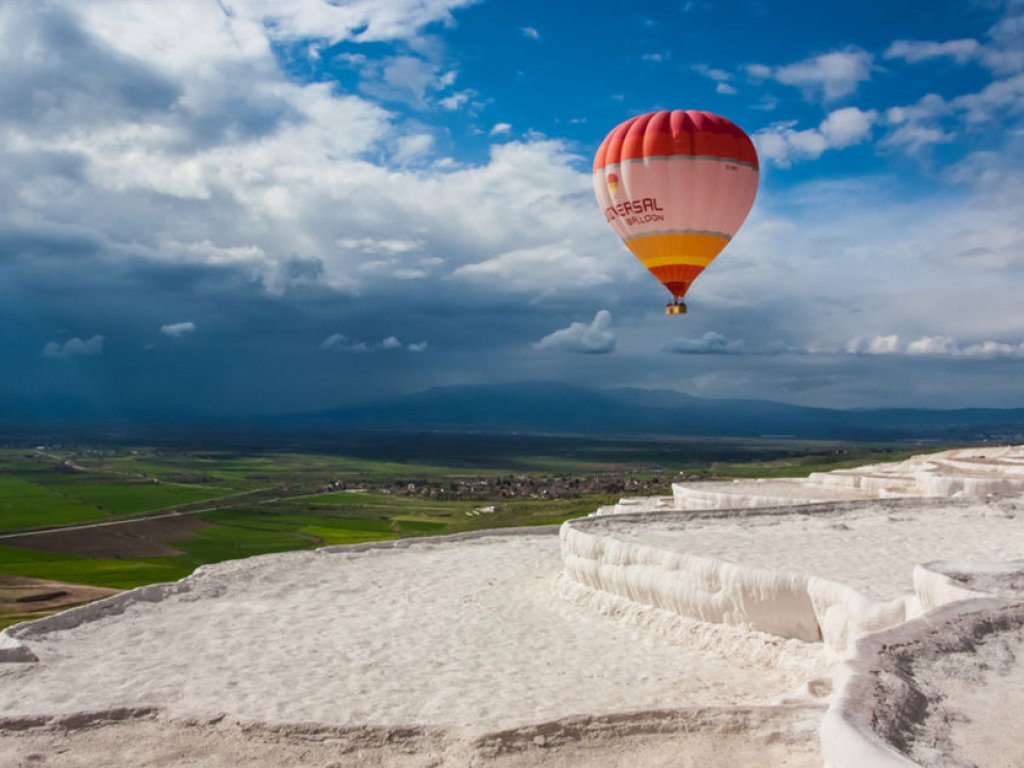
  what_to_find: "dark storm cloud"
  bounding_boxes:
[2,0,1024,425]
[0,4,180,130]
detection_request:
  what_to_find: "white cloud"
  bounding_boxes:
[755,47,874,102]
[357,55,459,109]
[819,107,879,147]
[844,335,1024,359]
[983,7,1024,74]
[321,333,428,352]
[879,73,1024,152]
[846,335,901,355]
[520,26,540,40]
[42,335,105,358]
[490,122,512,136]
[951,72,1024,123]
[642,52,668,63]
[453,240,618,293]
[694,64,730,82]
[746,63,772,79]
[7,0,1024,412]
[161,321,196,338]
[338,237,423,254]
[665,332,747,355]
[392,133,434,165]
[884,3,1024,76]
[534,310,616,354]
[321,334,369,352]
[150,0,479,47]
[438,90,473,110]
[1,3,625,301]
[693,64,736,94]
[754,107,878,167]
[906,336,959,356]
[908,336,1024,359]
[885,38,982,65]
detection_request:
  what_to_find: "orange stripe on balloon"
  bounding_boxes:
[626,232,729,268]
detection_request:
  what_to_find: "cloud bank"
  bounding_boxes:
[534,311,616,354]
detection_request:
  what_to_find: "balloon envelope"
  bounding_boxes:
[593,110,759,300]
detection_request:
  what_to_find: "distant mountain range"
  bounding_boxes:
[278,382,1024,442]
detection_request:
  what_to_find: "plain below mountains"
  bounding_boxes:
[283,383,1024,442]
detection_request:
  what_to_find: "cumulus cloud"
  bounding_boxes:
[885,38,982,65]
[906,336,959,356]
[321,334,426,352]
[438,89,473,110]
[392,133,434,164]
[845,335,901,355]
[844,335,1024,359]
[161,321,196,338]
[693,64,736,94]
[355,54,461,109]
[520,26,540,40]
[751,47,874,102]
[321,334,370,353]
[453,242,617,293]
[755,107,878,167]
[534,310,616,354]
[665,332,747,355]
[0,3,623,303]
[884,11,1024,76]
[490,122,512,136]
[42,335,105,358]
[5,1,1024,414]
[148,0,479,46]
[880,73,1024,151]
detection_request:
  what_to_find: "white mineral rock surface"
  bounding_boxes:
[0,532,829,767]
[664,446,1024,513]
[822,597,1024,768]
[3,446,1024,767]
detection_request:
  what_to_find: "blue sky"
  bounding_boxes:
[2,0,1023,421]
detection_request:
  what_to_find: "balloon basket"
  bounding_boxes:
[665,301,687,316]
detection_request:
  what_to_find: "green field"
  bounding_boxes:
[0,437,934,629]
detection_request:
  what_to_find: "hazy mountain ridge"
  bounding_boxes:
[286,383,1024,441]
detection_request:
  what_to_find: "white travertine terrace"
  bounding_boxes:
[666,445,1024,512]
[560,498,1024,654]
[0,531,831,767]
[3,445,1024,767]
[561,445,1024,767]
[823,592,1024,768]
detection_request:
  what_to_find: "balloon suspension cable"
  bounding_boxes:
[665,299,688,316]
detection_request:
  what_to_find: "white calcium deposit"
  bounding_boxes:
[562,498,1024,653]
[663,446,1024,513]
[4,446,1024,767]
[822,597,1024,768]
[0,531,830,767]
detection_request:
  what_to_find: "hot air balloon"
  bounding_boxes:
[593,110,758,315]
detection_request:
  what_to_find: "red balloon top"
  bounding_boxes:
[593,110,758,173]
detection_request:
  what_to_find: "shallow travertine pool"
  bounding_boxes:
[581,498,1024,600]
[5,447,1024,767]
[0,531,830,767]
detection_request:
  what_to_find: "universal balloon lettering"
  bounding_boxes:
[603,198,664,221]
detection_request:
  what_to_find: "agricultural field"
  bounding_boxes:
[0,435,929,629]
